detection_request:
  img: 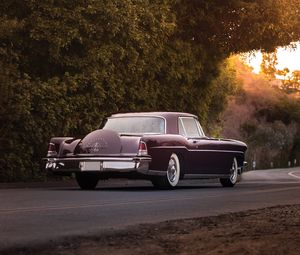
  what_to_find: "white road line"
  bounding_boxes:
[2,186,300,215]
[0,196,216,214]
[288,171,300,179]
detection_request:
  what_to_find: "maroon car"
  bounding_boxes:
[44,112,247,189]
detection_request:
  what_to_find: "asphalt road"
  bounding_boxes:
[1,167,300,251]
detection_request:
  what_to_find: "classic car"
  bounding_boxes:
[44,112,247,189]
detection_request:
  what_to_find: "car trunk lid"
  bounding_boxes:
[75,129,143,156]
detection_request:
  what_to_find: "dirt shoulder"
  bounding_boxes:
[2,204,300,255]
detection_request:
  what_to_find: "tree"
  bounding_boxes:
[260,50,278,80]
[221,58,300,169]
[1,0,300,181]
[0,0,176,181]
[174,0,300,55]
[281,70,300,95]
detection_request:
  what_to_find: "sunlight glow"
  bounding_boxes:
[246,42,300,74]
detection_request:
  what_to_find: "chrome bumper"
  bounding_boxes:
[44,156,152,174]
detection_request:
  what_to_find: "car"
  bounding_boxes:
[44,112,247,189]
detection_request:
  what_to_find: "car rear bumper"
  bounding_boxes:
[43,156,165,176]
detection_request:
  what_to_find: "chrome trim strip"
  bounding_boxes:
[44,157,151,162]
[75,153,139,157]
[150,146,244,154]
[187,150,244,154]
[184,174,230,179]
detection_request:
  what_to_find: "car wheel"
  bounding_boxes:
[220,157,238,187]
[151,153,180,189]
[75,172,99,190]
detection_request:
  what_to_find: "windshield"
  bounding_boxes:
[103,117,165,135]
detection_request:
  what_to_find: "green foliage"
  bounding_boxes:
[205,57,241,135]
[260,49,300,95]
[280,70,300,95]
[241,120,297,168]
[0,0,176,181]
[174,0,300,54]
[260,50,278,80]
[222,59,300,169]
[1,1,300,181]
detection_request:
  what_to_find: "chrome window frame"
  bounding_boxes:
[178,117,205,138]
[195,119,205,137]
[178,117,187,137]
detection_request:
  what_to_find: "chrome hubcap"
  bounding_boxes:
[230,159,238,183]
[167,158,177,183]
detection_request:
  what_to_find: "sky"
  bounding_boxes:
[246,42,300,74]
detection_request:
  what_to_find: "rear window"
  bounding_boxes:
[103,117,165,134]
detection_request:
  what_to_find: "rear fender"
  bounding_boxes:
[142,135,188,174]
[48,137,78,156]
[59,139,81,156]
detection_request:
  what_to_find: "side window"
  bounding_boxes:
[180,117,202,138]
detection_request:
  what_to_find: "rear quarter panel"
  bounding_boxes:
[142,135,188,173]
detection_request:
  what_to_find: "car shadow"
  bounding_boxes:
[97,185,221,192]
[52,183,222,192]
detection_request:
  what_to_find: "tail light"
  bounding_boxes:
[138,141,148,156]
[47,143,57,157]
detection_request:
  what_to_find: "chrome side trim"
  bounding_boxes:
[150,146,244,154]
[184,174,230,179]
[150,146,187,149]
[75,153,140,157]
[187,150,244,154]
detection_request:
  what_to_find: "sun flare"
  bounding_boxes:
[246,42,300,74]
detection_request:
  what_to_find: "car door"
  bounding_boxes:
[179,117,226,175]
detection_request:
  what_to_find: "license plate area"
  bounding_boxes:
[103,161,135,169]
[79,161,103,171]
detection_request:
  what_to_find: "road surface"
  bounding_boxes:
[0,167,300,250]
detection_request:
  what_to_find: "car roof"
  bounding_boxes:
[110,112,197,119]
[108,112,199,135]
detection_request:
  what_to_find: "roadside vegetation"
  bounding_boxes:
[1,1,300,181]
[220,57,300,170]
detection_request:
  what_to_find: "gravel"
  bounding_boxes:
[2,204,300,255]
